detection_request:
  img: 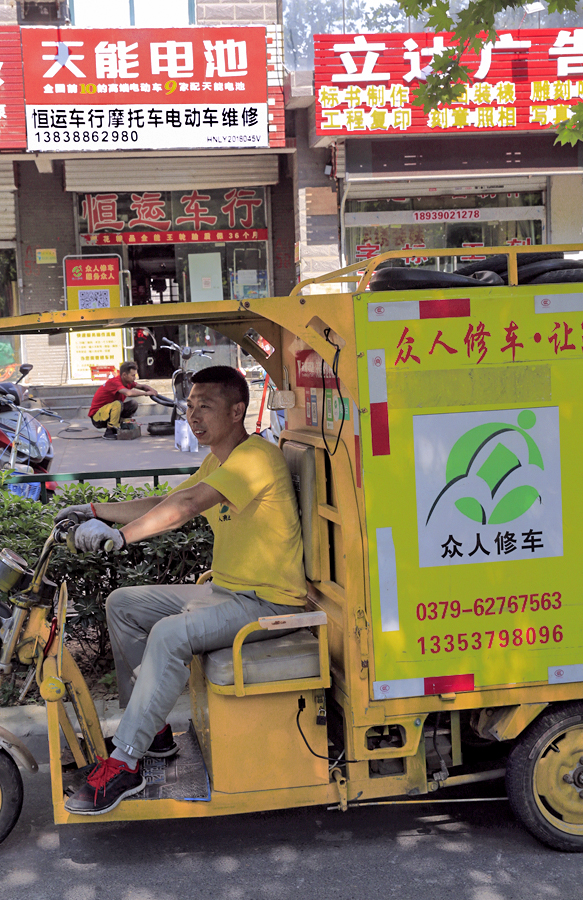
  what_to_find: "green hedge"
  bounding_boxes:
[0,476,214,670]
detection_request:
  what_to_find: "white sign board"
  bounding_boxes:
[413,407,563,567]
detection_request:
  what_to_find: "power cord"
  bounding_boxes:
[296,698,358,764]
[320,327,346,457]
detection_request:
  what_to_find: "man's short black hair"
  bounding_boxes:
[120,361,138,376]
[190,366,249,412]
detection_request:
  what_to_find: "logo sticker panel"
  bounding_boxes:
[413,407,563,567]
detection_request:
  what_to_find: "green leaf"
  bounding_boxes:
[455,497,486,523]
[488,486,540,524]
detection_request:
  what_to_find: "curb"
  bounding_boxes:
[0,692,191,742]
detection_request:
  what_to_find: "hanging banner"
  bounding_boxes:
[315,28,583,137]
[21,26,269,151]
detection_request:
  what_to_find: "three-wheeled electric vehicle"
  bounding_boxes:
[2,244,583,851]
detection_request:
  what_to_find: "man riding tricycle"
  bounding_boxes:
[2,244,583,851]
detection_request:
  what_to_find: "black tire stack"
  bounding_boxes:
[368,251,583,291]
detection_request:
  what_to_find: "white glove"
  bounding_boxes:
[74,519,126,553]
[55,503,96,525]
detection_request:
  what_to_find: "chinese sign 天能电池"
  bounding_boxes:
[315,29,583,137]
[21,26,269,151]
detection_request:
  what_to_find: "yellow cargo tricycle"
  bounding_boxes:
[2,244,583,851]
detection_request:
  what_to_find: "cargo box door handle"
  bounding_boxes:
[355,607,369,680]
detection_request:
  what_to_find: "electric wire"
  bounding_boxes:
[320,327,346,457]
[296,707,358,764]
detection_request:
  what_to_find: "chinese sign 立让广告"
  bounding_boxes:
[315,29,583,137]
[21,26,269,151]
[76,187,267,244]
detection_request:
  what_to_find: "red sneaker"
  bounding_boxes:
[64,756,146,816]
[146,723,178,758]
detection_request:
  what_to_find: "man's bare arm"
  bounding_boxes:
[94,496,164,525]
[119,386,157,398]
[122,482,225,543]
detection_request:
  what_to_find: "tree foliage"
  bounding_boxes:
[385,0,583,143]
[0,478,213,697]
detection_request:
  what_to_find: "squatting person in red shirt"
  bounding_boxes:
[88,361,158,440]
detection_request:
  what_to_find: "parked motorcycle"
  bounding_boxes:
[0,364,62,500]
[147,338,214,436]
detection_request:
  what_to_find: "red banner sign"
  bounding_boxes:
[315,29,583,137]
[21,26,269,151]
[0,27,26,148]
[65,256,120,286]
[81,228,268,245]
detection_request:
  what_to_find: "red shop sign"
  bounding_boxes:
[65,256,120,287]
[315,29,583,137]
[0,26,27,149]
[22,26,269,153]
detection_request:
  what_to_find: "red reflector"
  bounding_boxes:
[419,298,471,320]
[370,402,390,456]
[424,674,474,695]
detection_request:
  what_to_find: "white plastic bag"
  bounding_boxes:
[174,419,199,452]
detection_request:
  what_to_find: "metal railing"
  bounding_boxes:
[4,466,201,503]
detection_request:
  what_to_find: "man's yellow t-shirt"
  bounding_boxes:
[173,436,307,607]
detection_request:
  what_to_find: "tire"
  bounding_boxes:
[514,260,583,284]
[147,421,174,436]
[0,749,23,845]
[368,268,489,291]
[455,251,564,276]
[506,702,583,851]
[528,268,583,285]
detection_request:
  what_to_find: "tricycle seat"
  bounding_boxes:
[203,629,321,686]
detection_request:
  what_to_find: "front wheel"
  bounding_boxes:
[506,702,583,851]
[0,749,23,844]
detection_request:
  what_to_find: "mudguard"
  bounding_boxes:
[0,726,38,773]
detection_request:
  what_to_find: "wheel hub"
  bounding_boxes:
[572,764,583,791]
[536,728,583,825]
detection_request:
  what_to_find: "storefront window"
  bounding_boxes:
[346,190,545,270]
[78,187,269,378]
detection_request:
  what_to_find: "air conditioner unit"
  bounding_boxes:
[17,1,69,25]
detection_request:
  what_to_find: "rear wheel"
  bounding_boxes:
[0,750,23,844]
[506,703,583,851]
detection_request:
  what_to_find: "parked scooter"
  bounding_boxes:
[147,338,214,436]
[0,364,62,500]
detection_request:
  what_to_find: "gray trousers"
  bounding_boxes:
[107,582,299,759]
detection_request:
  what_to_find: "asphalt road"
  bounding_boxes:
[1,766,583,900]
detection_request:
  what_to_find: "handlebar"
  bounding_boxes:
[160,337,215,360]
[0,395,63,420]
[54,521,117,555]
